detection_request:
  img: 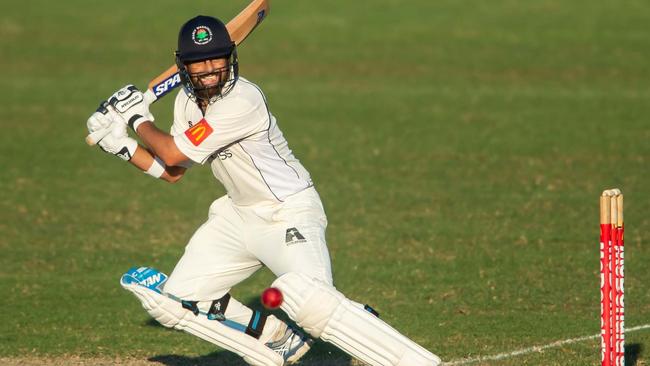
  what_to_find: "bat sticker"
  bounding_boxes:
[153,73,182,98]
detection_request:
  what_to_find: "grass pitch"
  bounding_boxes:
[1,1,649,365]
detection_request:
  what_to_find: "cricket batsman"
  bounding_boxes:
[86,15,441,366]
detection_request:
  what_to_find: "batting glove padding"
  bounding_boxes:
[98,124,138,161]
[86,101,114,133]
[87,101,136,160]
[89,105,137,161]
[109,85,155,132]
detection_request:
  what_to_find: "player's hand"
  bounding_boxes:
[96,108,138,161]
[86,101,114,134]
[108,85,154,132]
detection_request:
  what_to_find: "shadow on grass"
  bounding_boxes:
[149,352,246,366]
[145,318,165,328]
[625,343,642,366]
[148,341,352,365]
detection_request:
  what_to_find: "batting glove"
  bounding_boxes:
[86,101,113,134]
[88,102,137,161]
[108,85,155,132]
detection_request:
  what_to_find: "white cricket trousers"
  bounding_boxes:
[163,186,333,326]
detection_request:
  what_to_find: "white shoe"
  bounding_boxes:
[265,323,313,364]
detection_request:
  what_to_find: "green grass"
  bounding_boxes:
[1,0,650,364]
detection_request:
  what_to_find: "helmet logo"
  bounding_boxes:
[192,26,212,45]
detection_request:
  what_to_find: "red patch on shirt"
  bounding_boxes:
[185,119,213,146]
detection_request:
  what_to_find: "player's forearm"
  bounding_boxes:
[130,145,186,183]
[162,165,187,183]
[135,122,188,167]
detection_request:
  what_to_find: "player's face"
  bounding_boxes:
[186,58,230,100]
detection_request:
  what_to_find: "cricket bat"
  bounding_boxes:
[86,0,269,146]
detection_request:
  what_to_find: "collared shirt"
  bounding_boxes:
[172,77,313,206]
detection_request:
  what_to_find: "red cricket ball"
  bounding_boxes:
[261,287,283,309]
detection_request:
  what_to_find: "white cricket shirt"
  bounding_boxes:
[172,77,313,206]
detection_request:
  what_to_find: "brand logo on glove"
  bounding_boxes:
[115,93,143,113]
[116,147,132,161]
[192,26,212,45]
[185,119,213,146]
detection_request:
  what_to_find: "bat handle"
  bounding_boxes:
[85,128,111,146]
[144,88,158,104]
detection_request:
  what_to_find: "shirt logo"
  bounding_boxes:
[185,119,213,146]
[285,227,307,245]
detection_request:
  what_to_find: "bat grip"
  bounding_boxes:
[144,89,157,104]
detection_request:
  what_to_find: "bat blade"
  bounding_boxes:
[227,0,269,46]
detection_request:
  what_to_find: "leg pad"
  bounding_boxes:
[122,280,282,366]
[273,272,441,366]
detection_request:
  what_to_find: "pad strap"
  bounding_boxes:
[245,310,268,339]
[181,300,200,316]
[207,293,231,321]
[364,304,380,317]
